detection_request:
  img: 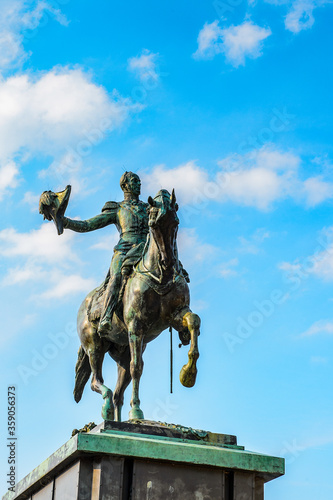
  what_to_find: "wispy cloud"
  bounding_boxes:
[90,233,119,251]
[193,20,223,60]
[0,0,69,72]
[279,226,333,284]
[300,320,333,337]
[0,223,96,300]
[310,355,328,364]
[303,177,333,207]
[193,20,271,67]
[39,273,96,300]
[178,228,217,263]
[219,258,239,278]
[142,146,333,211]
[264,0,331,34]
[285,0,316,33]
[238,228,270,254]
[128,49,159,82]
[22,191,40,211]
[0,160,19,200]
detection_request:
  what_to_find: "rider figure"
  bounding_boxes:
[62,172,149,335]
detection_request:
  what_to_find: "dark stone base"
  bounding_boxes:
[2,421,284,500]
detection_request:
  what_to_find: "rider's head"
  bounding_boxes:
[120,171,141,197]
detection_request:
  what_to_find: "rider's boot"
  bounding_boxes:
[98,274,122,336]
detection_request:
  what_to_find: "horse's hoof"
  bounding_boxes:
[129,407,144,420]
[180,363,197,388]
[102,399,114,421]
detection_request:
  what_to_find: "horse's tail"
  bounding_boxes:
[73,346,91,403]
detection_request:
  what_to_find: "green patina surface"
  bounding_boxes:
[2,429,284,500]
[79,431,284,478]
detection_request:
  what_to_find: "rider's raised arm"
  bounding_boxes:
[63,201,119,233]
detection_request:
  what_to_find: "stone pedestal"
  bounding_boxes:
[2,421,284,500]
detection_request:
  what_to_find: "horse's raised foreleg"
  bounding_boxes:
[88,335,114,420]
[179,311,200,388]
[128,326,145,420]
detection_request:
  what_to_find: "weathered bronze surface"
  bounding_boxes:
[39,173,200,421]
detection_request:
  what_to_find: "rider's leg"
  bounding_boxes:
[99,251,124,334]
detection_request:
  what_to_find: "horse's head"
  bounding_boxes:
[147,189,179,271]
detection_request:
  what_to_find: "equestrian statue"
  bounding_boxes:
[39,172,200,421]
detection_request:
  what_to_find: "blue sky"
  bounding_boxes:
[1,0,333,498]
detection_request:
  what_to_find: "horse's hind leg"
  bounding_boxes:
[109,346,131,422]
[112,344,147,421]
[87,330,114,420]
[173,309,200,388]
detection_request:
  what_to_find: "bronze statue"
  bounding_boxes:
[62,172,149,335]
[39,174,200,421]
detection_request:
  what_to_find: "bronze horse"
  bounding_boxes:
[74,189,200,421]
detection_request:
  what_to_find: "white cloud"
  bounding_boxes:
[128,49,159,82]
[191,299,209,311]
[142,161,209,205]
[143,146,333,211]
[39,151,95,197]
[310,245,333,280]
[300,320,333,337]
[0,223,98,300]
[0,161,19,199]
[285,0,315,33]
[303,177,333,207]
[178,228,217,263]
[2,262,46,286]
[22,190,40,211]
[219,258,239,278]
[143,147,308,211]
[193,20,271,67]
[90,233,119,251]
[279,227,333,283]
[0,66,139,197]
[193,20,224,60]
[22,0,69,29]
[238,228,270,254]
[3,262,96,300]
[220,167,283,209]
[0,67,133,159]
[0,0,69,71]
[264,0,330,34]
[39,273,96,300]
[253,148,300,171]
[0,223,77,264]
[222,21,272,67]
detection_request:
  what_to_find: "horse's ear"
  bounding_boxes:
[170,189,176,207]
[148,196,156,207]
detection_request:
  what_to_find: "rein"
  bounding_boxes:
[134,224,183,292]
